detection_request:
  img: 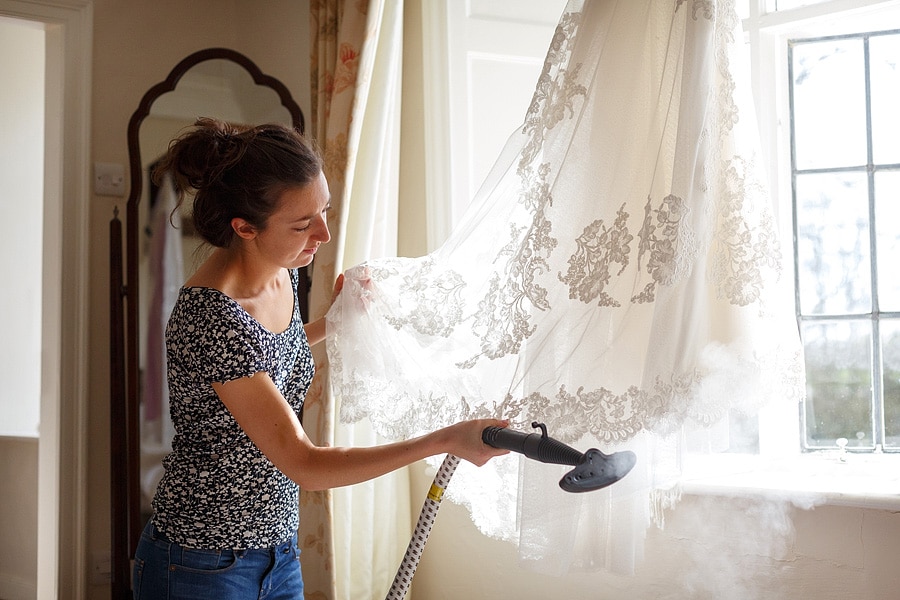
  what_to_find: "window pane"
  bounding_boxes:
[792,38,867,170]
[796,172,872,314]
[883,319,900,448]
[870,33,900,165]
[876,171,900,312]
[802,320,874,448]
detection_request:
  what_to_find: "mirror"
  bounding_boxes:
[110,47,306,597]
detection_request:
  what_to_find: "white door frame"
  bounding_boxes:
[0,1,91,597]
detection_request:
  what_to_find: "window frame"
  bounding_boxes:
[789,27,900,453]
[743,0,900,456]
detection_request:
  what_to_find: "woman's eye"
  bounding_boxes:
[294,206,330,231]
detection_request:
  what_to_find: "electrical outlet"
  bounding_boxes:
[94,162,125,197]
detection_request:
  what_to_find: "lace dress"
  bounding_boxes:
[327,0,804,573]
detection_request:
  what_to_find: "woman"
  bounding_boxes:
[132,118,508,599]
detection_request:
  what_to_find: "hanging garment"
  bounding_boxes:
[144,171,183,447]
[327,0,804,574]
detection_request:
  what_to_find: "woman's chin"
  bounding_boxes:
[294,254,316,269]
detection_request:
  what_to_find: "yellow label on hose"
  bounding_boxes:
[427,483,445,502]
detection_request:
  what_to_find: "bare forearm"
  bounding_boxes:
[302,273,343,347]
[303,317,327,346]
[292,429,449,491]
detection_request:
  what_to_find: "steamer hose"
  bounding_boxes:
[384,454,460,600]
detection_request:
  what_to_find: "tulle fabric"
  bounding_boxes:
[326,0,804,574]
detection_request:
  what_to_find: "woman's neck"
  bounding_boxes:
[185,247,284,300]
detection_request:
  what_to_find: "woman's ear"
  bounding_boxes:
[231,217,258,241]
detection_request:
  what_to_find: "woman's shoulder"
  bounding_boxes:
[169,286,250,336]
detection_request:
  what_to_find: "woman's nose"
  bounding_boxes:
[315,214,331,244]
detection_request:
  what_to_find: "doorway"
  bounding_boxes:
[0,17,44,599]
[0,1,91,597]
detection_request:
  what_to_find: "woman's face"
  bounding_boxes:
[252,171,332,269]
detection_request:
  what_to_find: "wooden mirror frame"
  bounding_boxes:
[110,47,306,597]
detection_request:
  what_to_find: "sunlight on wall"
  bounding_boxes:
[0,17,44,438]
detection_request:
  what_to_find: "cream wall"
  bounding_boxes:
[81,2,900,600]
[0,438,38,599]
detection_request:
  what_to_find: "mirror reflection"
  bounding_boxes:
[136,58,294,519]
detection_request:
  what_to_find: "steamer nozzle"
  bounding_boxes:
[482,422,636,493]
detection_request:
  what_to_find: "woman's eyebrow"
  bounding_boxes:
[292,202,333,222]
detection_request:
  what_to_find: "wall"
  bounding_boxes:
[0,439,38,599]
[86,1,309,597]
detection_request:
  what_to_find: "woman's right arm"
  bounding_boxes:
[213,370,508,491]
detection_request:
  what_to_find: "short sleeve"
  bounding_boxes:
[166,289,274,386]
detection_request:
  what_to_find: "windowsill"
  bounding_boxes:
[680,451,900,510]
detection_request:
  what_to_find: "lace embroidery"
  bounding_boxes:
[559,203,632,307]
[520,11,586,170]
[377,258,467,337]
[692,1,715,21]
[705,0,783,308]
[462,9,586,368]
[712,157,782,306]
[634,194,696,303]
[464,165,559,367]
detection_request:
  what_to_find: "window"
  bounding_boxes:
[743,0,900,454]
[790,29,900,452]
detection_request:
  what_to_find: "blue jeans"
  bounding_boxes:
[132,521,304,599]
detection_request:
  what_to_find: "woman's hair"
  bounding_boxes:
[154,117,323,248]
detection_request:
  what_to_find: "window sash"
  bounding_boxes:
[745,0,900,453]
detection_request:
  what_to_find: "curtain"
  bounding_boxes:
[301,1,409,599]
[327,0,805,576]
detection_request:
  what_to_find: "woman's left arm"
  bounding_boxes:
[303,273,343,346]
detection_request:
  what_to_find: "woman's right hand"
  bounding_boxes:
[441,418,510,467]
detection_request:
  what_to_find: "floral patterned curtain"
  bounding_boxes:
[300,1,366,598]
[301,1,409,599]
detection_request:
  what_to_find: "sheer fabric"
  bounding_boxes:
[327,0,804,574]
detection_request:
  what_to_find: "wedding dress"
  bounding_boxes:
[327,0,804,574]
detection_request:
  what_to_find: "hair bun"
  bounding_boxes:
[193,118,248,189]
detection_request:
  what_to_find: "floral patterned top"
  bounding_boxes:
[151,268,314,549]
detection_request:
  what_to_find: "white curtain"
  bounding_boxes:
[327,0,805,575]
[331,2,412,599]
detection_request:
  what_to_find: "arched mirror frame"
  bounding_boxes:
[110,47,306,597]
